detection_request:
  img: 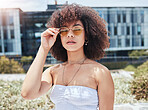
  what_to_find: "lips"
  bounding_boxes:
[67,40,76,45]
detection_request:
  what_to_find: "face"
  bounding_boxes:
[59,20,85,52]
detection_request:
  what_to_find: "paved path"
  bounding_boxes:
[0,74,26,81]
[0,73,148,110]
[114,103,148,110]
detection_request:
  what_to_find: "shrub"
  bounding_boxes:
[0,56,25,74]
[128,50,148,59]
[102,61,128,70]
[124,64,136,72]
[0,80,54,109]
[130,61,148,100]
[21,56,33,65]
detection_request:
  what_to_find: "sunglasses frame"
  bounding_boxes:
[59,26,84,37]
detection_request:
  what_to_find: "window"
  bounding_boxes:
[7,42,13,52]
[110,38,116,47]
[4,40,13,52]
[123,13,126,23]
[117,14,121,23]
[141,36,144,46]
[132,25,135,35]
[133,36,140,46]
[110,12,115,23]
[121,26,124,35]
[125,38,130,47]
[133,13,137,23]
[131,12,137,23]
[131,13,133,23]
[137,25,141,35]
[140,10,144,23]
[118,39,121,47]
[127,26,130,35]
[114,26,117,35]
[108,13,110,23]
[108,26,111,36]
[9,14,14,25]
[10,29,15,39]
[3,29,8,39]
[4,40,8,52]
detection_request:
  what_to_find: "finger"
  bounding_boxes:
[48,28,60,34]
[42,30,55,37]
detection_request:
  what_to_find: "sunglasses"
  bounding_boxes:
[59,26,84,37]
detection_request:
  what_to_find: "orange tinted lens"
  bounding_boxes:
[60,28,69,36]
[72,27,83,35]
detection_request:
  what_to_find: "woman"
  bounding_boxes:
[21,3,114,110]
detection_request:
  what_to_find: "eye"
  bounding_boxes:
[60,29,69,32]
[73,26,83,31]
[73,28,81,31]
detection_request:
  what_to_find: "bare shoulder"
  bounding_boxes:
[86,59,110,73]
[86,59,111,83]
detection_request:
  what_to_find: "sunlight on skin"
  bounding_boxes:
[94,66,107,75]
[94,67,100,74]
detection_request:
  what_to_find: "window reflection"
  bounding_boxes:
[137,25,141,35]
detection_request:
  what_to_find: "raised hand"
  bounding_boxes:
[40,28,60,52]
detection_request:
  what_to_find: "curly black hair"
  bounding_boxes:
[47,3,110,62]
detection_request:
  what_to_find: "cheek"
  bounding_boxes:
[60,37,66,46]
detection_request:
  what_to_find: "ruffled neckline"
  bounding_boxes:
[52,84,97,92]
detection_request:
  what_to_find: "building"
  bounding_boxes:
[0,8,22,56]
[21,11,52,56]
[21,4,63,57]
[21,5,63,63]
[0,4,148,63]
[93,7,148,56]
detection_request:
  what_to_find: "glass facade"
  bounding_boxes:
[0,6,148,60]
[94,7,148,52]
[0,8,22,56]
[22,11,53,57]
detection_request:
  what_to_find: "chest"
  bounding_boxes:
[52,65,98,90]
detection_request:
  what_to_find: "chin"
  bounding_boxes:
[66,47,79,52]
[64,45,84,52]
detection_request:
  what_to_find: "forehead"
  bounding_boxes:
[62,20,83,28]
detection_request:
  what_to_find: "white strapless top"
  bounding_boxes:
[49,85,99,110]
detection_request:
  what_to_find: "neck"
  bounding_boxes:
[67,48,86,64]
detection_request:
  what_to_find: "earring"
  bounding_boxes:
[85,40,88,45]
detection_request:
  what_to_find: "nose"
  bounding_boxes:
[67,29,74,38]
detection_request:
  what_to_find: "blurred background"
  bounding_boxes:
[0,0,147,109]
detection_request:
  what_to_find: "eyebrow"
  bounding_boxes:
[60,24,82,28]
[73,24,82,27]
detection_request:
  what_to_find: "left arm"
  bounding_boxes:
[95,65,114,110]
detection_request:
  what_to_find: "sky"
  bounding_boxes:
[0,0,148,11]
